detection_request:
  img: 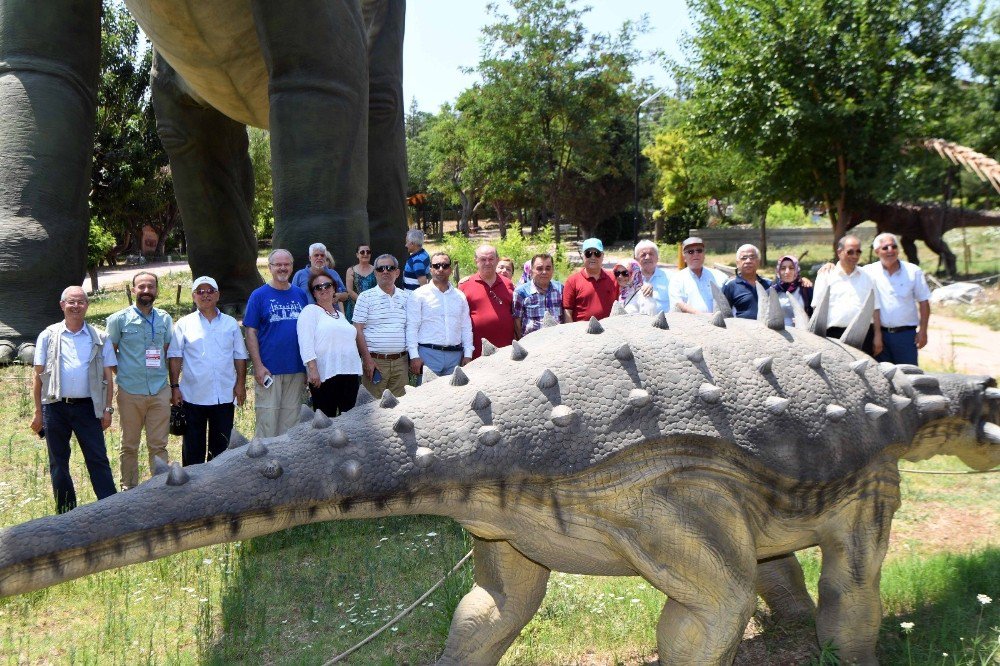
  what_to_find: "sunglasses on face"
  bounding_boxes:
[685,248,705,255]
[375,265,397,273]
[880,244,898,251]
[358,249,371,255]
[583,249,603,258]
[430,262,451,269]
[843,249,862,256]
[194,288,217,296]
[312,282,335,292]
[613,270,630,277]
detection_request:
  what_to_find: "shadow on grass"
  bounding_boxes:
[205,515,470,665]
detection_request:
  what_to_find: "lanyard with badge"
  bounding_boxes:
[135,306,161,368]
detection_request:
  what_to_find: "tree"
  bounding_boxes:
[680,0,976,244]
[425,101,492,235]
[248,128,274,240]
[90,2,173,259]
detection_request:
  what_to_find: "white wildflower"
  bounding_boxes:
[900,621,914,633]
[977,594,992,605]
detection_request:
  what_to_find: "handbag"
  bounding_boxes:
[169,405,187,436]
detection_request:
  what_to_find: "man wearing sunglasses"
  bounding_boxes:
[562,238,619,322]
[353,254,410,397]
[668,237,727,314]
[862,232,931,365]
[168,276,248,466]
[406,252,473,378]
[812,235,883,356]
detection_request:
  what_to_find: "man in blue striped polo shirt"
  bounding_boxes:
[403,229,430,290]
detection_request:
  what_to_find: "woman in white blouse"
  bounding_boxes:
[297,270,364,417]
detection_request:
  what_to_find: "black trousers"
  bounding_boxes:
[42,399,116,514]
[826,325,875,356]
[310,374,360,418]
[182,401,235,466]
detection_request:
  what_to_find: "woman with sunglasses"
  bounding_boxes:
[773,255,814,327]
[344,244,376,323]
[613,261,643,308]
[296,270,363,417]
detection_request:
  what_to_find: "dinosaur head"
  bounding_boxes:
[902,372,1000,471]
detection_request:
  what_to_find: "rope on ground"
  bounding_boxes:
[899,467,999,475]
[323,548,474,665]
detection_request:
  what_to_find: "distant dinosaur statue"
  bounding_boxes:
[844,140,1000,276]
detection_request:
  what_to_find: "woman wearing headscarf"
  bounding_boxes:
[773,255,814,328]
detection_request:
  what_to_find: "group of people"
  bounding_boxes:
[29,228,930,516]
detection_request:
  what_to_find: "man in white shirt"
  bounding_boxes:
[812,235,883,356]
[626,240,671,315]
[668,237,727,313]
[407,252,473,378]
[354,253,409,397]
[862,232,931,365]
[167,276,248,466]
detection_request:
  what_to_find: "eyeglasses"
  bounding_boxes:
[844,249,862,256]
[431,262,451,269]
[194,288,217,296]
[358,249,371,255]
[63,300,87,306]
[613,270,630,277]
[312,282,335,291]
[879,244,898,251]
[685,248,705,255]
[583,249,603,258]
[375,265,397,273]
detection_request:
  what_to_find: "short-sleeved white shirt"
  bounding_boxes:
[668,267,726,313]
[812,264,881,328]
[862,260,931,328]
[352,286,408,353]
[167,310,248,406]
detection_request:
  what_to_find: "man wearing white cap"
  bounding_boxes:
[669,236,727,314]
[167,276,248,466]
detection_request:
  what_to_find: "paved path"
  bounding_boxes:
[82,258,268,293]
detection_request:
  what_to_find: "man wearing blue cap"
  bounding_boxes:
[562,238,619,321]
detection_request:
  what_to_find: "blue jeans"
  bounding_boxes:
[42,399,117,514]
[417,345,463,379]
[182,401,235,466]
[876,328,918,365]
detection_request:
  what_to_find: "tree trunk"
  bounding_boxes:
[88,267,99,293]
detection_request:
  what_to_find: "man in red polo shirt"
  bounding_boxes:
[563,238,619,321]
[458,244,516,357]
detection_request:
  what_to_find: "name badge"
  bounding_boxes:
[145,347,162,368]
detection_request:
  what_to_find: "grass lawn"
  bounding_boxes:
[1,232,997,664]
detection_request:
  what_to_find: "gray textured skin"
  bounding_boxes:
[0,0,406,360]
[1,309,998,665]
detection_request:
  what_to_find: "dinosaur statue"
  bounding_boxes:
[1,291,998,664]
[0,0,407,364]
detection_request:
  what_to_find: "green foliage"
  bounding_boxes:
[766,203,815,229]
[440,225,571,281]
[86,220,116,268]
[680,0,977,228]
[247,128,274,240]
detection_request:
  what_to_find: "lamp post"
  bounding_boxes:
[634,88,667,245]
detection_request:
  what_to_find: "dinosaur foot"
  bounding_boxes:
[0,341,36,365]
[0,340,14,365]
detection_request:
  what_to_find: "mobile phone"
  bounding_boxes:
[262,375,274,389]
[37,428,45,439]
[372,368,383,384]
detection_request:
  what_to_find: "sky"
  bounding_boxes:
[402,0,691,113]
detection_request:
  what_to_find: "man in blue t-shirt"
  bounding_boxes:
[403,229,430,290]
[244,249,308,437]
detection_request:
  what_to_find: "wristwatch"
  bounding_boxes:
[104,407,114,414]
[170,383,180,389]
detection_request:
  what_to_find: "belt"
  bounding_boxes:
[881,325,917,333]
[57,397,92,404]
[369,351,406,360]
[418,343,463,352]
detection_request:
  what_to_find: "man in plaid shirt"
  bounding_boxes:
[513,253,569,337]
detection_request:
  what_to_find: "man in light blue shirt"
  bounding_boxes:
[625,240,671,315]
[668,237,727,313]
[106,271,173,490]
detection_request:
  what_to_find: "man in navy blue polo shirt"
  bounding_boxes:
[723,244,772,319]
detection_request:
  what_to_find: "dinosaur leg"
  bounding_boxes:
[365,0,408,261]
[756,553,816,623]
[815,490,897,665]
[436,537,549,666]
[900,235,920,267]
[622,488,758,665]
[150,53,262,313]
[249,0,370,271]
[0,0,101,363]
[922,233,957,277]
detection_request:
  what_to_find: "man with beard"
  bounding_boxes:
[106,272,173,490]
[244,249,308,437]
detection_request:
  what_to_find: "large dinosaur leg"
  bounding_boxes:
[436,537,550,666]
[249,0,370,271]
[150,53,262,313]
[756,553,816,623]
[0,0,101,363]
[622,488,757,665]
[365,0,408,264]
[922,232,958,277]
[815,484,898,665]
[900,235,920,267]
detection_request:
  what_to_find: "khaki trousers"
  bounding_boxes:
[117,386,171,490]
[254,372,306,438]
[361,354,409,399]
